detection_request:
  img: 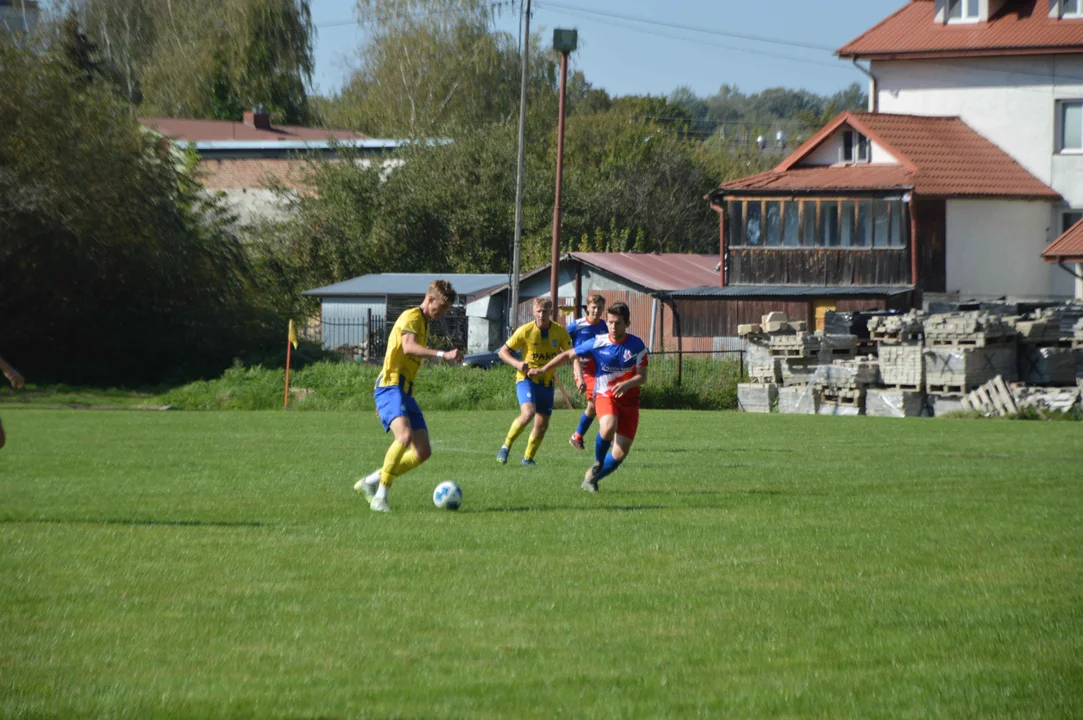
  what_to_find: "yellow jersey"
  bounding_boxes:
[505,321,572,386]
[377,307,428,391]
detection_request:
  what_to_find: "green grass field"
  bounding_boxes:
[1,408,1080,718]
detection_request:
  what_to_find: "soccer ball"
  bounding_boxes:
[432,481,463,510]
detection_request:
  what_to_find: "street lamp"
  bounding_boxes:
[549,28,577,320]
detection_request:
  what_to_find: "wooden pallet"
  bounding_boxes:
[870,330,923,344]
[821,390,864,406]
[884,383,923,392]
[960,376,1018,417]
[769,347,818,358]
[927,383,967,396]
[1019,338,1072,348]
[924,335,1013,348]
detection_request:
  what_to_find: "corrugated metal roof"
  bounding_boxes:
[669,285,913,298]
[302,273,508,298]
[718,112,1060,200]
[569,252,720,291]
[837,0,1083,60]
[1042,217,1083,261]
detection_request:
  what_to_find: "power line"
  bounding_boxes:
[536,3,853,72]
[537,0,837,53]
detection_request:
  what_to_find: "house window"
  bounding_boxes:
[727,200,744,247]
[765,201,782,246]
[1060,101,1083,151]
[801,202,818,246]
[783,202,800,247]
[821,202,839,247]
[842,130,869,163]
[1063,211,1083,234]
[839,200,856,247]
[746,201,762,246]
[1062,0,1082,19]
[947,0,980,22]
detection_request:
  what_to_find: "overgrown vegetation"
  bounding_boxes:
[156,358,744,411]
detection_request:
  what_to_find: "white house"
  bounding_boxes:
[836,0,1083,299]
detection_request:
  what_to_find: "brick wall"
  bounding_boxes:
[199,158,310,190]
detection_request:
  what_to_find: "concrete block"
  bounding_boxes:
[929,395,967,417]
[866,389,925,418]
[737,383,777,413]
[778,386,820,414]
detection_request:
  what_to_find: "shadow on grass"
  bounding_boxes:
[0,517,273,528]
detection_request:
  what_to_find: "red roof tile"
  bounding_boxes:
[838,0,1083,60]
[139,116,368,142]
[718,111,1060,200]
[1042,217,1083,261]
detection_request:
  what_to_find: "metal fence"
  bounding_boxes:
[314,314,468,362]
[647,350,745,388]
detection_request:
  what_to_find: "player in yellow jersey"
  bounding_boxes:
[354,280,463,512]
[495,297,579,467]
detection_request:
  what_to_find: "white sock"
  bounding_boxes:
[365,469,380,485]
[374,484,388,501]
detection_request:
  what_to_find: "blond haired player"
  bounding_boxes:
[354,281,463,512]
[495,297,579,466]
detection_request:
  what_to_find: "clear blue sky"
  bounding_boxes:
[310,0,905,99]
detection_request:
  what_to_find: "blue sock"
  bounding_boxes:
[576,413,593,437]
[594,451,623,482]
[595,434,612,464]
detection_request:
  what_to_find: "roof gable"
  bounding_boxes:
[838,0,1083,60]
[718,111,1059,199]
[1042,217,1083,261]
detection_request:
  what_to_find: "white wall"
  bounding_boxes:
[945,199,1063,298]
[872,55,1083,206]
[800,129,899,166]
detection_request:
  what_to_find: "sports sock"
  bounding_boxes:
[595,434,612,464]
[379,440,408,487]
[374,483,388,501]
[593,451,623,482]
[394,447,422,478]
[524,432,542,461]
[576,413,593,437]
[504,418,529,449]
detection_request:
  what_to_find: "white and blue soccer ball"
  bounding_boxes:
[432,481,463,510]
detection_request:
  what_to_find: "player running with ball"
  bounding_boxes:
[530,302,647,492]
[354,280,463,512]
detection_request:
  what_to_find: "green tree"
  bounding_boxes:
[0,33,277,384]
[69,0,314,123]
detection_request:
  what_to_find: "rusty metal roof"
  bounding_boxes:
[569,252,720,291]
[838,0,1083,60]
[717,111,1060,200]
[140,116,369,143]
[1042,217,1083,262]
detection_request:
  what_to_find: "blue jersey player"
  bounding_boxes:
[565,294,608,450]
[531,302,648,492]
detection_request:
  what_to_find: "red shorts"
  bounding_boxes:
[595,395,640,440]
[584,374,596,401]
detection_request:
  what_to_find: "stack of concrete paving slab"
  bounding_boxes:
[922,312,1017,395]
[867,311,926,345]
[1013,307,1077,385]
[866,389,926,418]
[1074,317,1083,351]
[737,383,777,413]
[777,385,820,415]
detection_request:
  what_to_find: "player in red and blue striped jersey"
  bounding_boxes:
[565,294,608,450]
[530,302,648,492]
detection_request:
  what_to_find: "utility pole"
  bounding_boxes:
[550,28,577,321]
[509,0,531,335]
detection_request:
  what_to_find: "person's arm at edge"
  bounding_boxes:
[528,348,578,379]
[0,354,24,389]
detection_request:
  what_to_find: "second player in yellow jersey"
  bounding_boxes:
[495,297,580,467]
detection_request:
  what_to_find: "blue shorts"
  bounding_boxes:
[374,385,427,433]
[516,379,554,416]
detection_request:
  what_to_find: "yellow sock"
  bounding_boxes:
[504,419,528,449]
[524,432,543,461]
[393,447,423,479]
[380,440,408,487]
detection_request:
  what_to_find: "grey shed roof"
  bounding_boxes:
[668,285,913,298]
[303,273,508,298]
